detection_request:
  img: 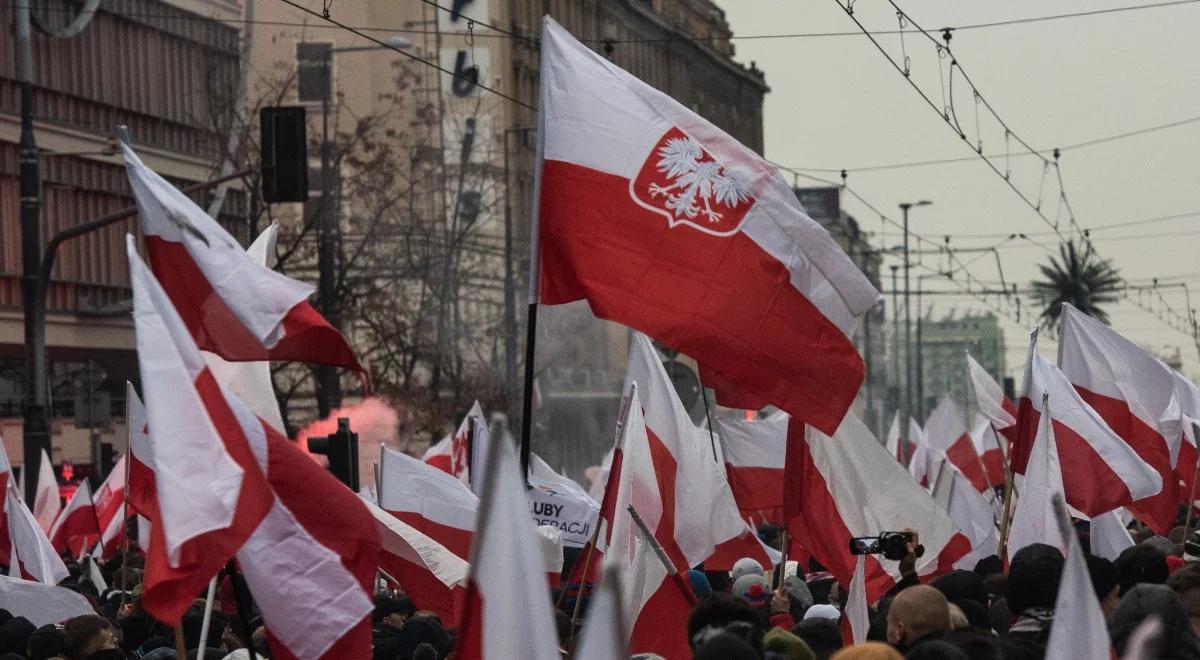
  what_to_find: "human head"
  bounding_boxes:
[902,639,969,659]
[885,585,950,649]
[373,594,416,628]
[1108,583,1200,658]
[731,557,765,581]
[932,570,988,609]
[829,641,902,659]
[732,574,773,610]
[0,617,35,656]
[1087,554,1121,617]
[1184,530,1200,562]
[693,632,760,660]
[61,616,119,660]
[792,618,842,660]
[686,592,764,653]
[1167,561,1200,636]
[940,629,1004,660]
[26,624,66,660]
[688,569,714,599]
[1007,543,1064,614]
[1115,543,1169,595]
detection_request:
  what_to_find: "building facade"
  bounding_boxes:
[0,0,243,481]
[914,311,1007,421]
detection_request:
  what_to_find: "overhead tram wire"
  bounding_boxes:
[786,112,1200,174]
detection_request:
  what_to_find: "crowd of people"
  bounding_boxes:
[3,511,1200,659]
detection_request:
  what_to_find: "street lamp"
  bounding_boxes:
[900,199,931,431]
[303,37,412,417]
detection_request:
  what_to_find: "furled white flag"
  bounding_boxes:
[1046,494,1115,659]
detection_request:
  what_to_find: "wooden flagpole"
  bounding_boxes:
[195,576,219,660]
[627,505,698,606]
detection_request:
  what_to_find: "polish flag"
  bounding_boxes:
[47,480,99,554]
[884,412,908,466]
[908,419,933,487]
[967,353,1018,445]
[969,415,1007,490]
[840,555,868,646]
[30,448,60,533]
[201,223,289,434]
[931,463,999,570]
[705,517,782,572]
[128,237,274,625]
[574,563,630,660]
[925,397,990,493]
[365,498,467,624]
[714,411,788,522]
[233,411,378,660]
[125,384,156,521]
[6,487,68,584]
[379,446,477,560]
[1045,495,1116,660]
[121,143,364,376]
[93,506,127,561]
[1013,330,1162,520]
[1089,508,1135,562]
[0,575,93,626]
[587,385,697,659]
[454,409,560,660]
[535,17,880,436]
[1008,388,1070,563]
[92,455,127,536]
[421,402,487,490]
[1057,303,1179,533]
[1170,370,1200,502]
[784,412,970,603]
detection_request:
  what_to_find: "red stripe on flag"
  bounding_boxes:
[538,160,864,435]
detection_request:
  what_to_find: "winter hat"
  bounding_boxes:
[693,632,760,660]
[803,603,841,621]
[783,574,815,612]
[731,574,773,608]
[687,569,714,598]
[731,557,765,581]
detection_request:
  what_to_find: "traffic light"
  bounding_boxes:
[307,417,359,491]
[260,106,309,203]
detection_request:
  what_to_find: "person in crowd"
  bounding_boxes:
[884,585,949,653]
[1004,543,1063,654]
[1168,562,1200,636]
[687,592,767,655]
[372,594,416,660]
[1115,542,1169,595]
[60,615,120,660]
[829,641,901,659]
[793,618,843,660]
[1086,553,1122,618]
[1109,583,1200,660]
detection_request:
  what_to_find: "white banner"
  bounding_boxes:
[527,481,599,548]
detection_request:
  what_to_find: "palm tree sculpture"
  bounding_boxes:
[1031,240,1122,329]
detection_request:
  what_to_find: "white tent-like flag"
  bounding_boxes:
[6,487,68,585]
[841,555,869,645]
[574,563,630,660]
[0,575,93,625]
[1090,508,1135,562]
[1046,494,1115,659]
[30,449,60,533]
[931,464,998,570]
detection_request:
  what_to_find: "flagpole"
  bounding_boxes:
[195,576,218,660]
[628,505,698,606]
[773,528,789,591]
[225,561,259,660]
[519,36,548,482]
[700,386,719,463]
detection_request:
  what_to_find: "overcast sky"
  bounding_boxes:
[723,0,1200,379]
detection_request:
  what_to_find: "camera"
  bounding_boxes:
[848,531,924,561]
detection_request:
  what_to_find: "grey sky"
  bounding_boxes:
[723,0,1200,379]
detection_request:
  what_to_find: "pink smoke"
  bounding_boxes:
[293,397,400,490]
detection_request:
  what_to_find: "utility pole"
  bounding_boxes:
[17,0,49,503]
[900,200,931,431]
[315,47,339,418]
[890,264,900,429]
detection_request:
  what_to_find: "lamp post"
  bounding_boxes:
[900,199,931,430]
[308,37,411,417]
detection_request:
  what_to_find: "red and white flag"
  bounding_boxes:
[714,410,788,522]
[785,412,970,603]
[0,438,13,564]
[705,517,782,573]
[6,487,68,584]
[931,463,998,570]
[885,411,907,466]
[93,455,126,537]
[233,415,378,660]
[421,402,488,491]
[840,555,868,646]
[574,563,630,660]
[46,480,99,554]
[454,409,560,660]
[535,17,880,435]
[30,449,60,533]
[121,143,363,376]
[128,237,273,625]
[969,415,1007,490]
[1057,303,1179,533]
[925,397,990,493]
[380,446,477,560]
[366,498,467,625]
[201,223,289,434]
[1090,508,1135,562]
[967,353,1018,444]
[1046,495,1116,660]
[1008,390,1069,563]
[1014,329,1162,521]
[908,419,933,487]
[1171,369,1200,502]
[93,504,127,561]
[590,385,698,659]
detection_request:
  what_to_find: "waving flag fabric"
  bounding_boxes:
[715,411,788,522]
[535,17,880,435]
[1045,495,1116,660]
[30,449,60,533]
[366,498,467,624]
[6,487,68,585]
[380,446,477,560]
[967,353,1018,442]
[47,480,99,554]
[122,142,363,376]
